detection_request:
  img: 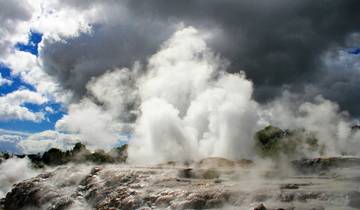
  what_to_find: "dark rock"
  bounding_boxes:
[280,184,299,190]
[351,125,360,131]
[4,181,42,209]
[178,168,193,178]
[278,193,295,202]
[2,158,359,210]
[48,197,73,210]
[254,204,296,210]
[0,197,5,209]
[280,183,312,190]
[347,191,360,208]
[292,157,360,174]
[214,179,222,183]
[254,203,267,210]
[178,168,220,179]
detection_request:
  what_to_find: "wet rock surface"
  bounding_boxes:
[292,157,360,174]
[2,157,360,210]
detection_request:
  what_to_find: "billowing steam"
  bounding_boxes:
[260,93,360,156]
[0,158,39,197]
[128,27,259,163]
[55,26,359,163]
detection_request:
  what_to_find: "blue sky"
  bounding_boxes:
[349,48,360,55]
[15,31,42,56]
[0,30,131,154]
[0,32,65,134]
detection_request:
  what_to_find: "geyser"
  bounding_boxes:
[53,26,360,164]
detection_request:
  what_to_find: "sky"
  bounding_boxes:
[0,31,65,153]
[0,0,359,156]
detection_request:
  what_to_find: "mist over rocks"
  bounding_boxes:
[1,133,360,209]
[0,157,39,199]
[2,156,360,210]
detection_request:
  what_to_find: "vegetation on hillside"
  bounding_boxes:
[254,125,323,159]
[0,143,128,168]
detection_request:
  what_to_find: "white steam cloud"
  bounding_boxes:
[0,158,39,198]
[260,93,360,156]
[129,27,260,163]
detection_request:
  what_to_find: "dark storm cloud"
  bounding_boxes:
[40,0,360,115]
[126,0,360,94]
[40,17,176,97]
[322,74,360,116]
[315,50,360,116]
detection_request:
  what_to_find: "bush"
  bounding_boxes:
[42,148,70,165]
[255,126,286,158]
[109,144,128,162]
[84,150,115,164]
[254,126,321,159]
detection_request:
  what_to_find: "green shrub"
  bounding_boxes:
[42,148,70,165]
[84,150,114,164]
[254,126,321,159]
[255,126,286,158]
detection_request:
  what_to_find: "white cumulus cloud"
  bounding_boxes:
[18,130,80,154]
[0,89,47,122]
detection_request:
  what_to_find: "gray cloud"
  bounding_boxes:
[39,0,360,115]
[0,0,31,25]
[40,11,176,98]
[313,49,360,116]
[0,0,32,55]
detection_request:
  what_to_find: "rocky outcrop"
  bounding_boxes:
[3,172,74,210]
[197,157,254,168]
[3,156,360,210]
[292,156,360,174]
